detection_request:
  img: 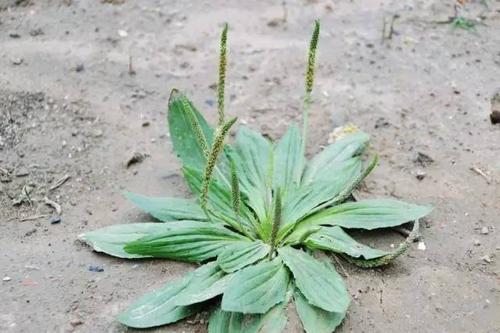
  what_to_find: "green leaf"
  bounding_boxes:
[125,192,206,222]
[222,257,289,314]
[251,302,288,333]
[232,126,273,222]
[303,132,369,184]
[294,289,345,333]
[168,90,214,170]
[208,303,287,333]
[208,309,246,333]
[304,226,389,260]
[174,262,232,306]
[117,274,199,328]
[281,158,362,226]
[273,124,303,192]
[301,199,432,230]
[278,246,349,313]
[79,223,171,259]
[124,221,247,262]
[216,241,270,273]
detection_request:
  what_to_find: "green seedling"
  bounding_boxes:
[80,21,432,332]
[451,16,477,31]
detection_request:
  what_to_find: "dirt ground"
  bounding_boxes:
[1,0,499,332]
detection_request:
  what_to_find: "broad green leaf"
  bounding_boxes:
[273,124,303,192]
[222,258,289,314]
[168,90,213,170]
[216,241,270,273]
[124,221,247,262]
[278,246,349,313]
[79,223,171,259]
[304,226,389,260]
[174,262,232,306]
[300,199,432,230]
[208,303,287,333]
[208,309,246,333]
[303,131,369,184]
[280,158,361,226]
[294,289,345,333]
[251,302,288,333]
[125,192,206,222]
[117,274,199,328]
[232,126,272,222]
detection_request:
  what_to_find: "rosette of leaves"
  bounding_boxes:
[80,21,432,332]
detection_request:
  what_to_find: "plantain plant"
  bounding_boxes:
[80,21,432,332]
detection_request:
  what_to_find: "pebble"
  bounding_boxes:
[473,239,481,246]
[117,29,128,37]
[70,319,83,327]
[49,215,62,224]
[417,241,426,251]
[3,276,11,281]
[11,58,24,65]
[88,265,104,272]
[416,170,426,181]
[480,226,489,235]
[481,255,492,263]
[75,64,85,72]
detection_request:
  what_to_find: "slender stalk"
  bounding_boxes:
[200,117,237,210]
[301,20,320,155]
[269,189,282,259]
[217,23,228,127]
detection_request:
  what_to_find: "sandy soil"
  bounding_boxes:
[1,1,499,332]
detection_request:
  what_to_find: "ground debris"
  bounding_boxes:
[44,196,62,215]
[470,166,492,184]
[49,174,71,191]
[490,91,500,124]
[126,151,148,168]
[414,152,434,167]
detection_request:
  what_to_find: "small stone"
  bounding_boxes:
[414,152,434,167]
[49,215,62,224]
[417,241,426,251]
[481,255,492,263]
[480,226,489,235]
[93,129,103,137]
[88,265,104,272]
[9,32,21,38]
[3,276,11,281]
[473,239,481,246]
[117,29,128,37]
[75,64,85,72]
[11,58,24,65]
[29,28,44,37]
[70,319,83,327]
[491,111,500,125]
[416,170,426,181]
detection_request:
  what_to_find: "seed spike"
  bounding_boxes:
[200,117,237,210]
[301,20,320,154]
[269,189,282,259]
[182,96,209,157]
[217,23,228,127]
[229,154,241,222]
